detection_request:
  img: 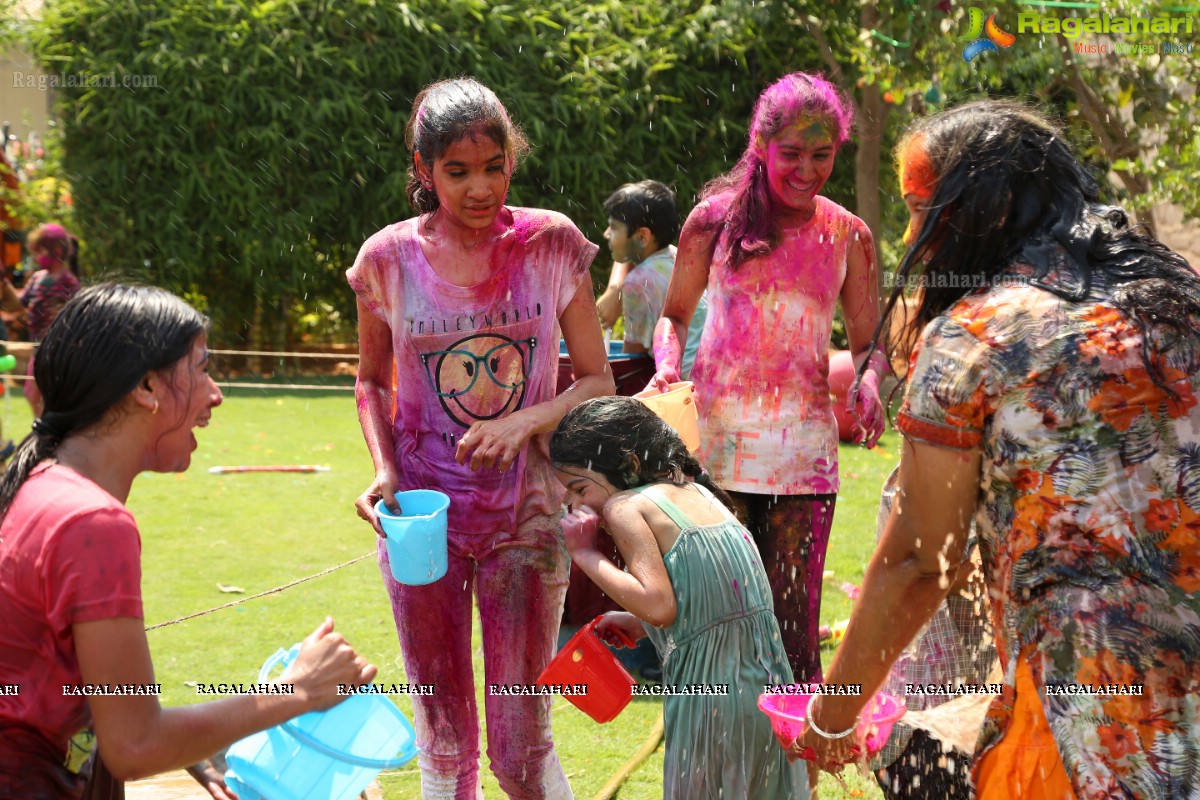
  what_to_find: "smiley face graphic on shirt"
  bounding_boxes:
[420,332,536,428]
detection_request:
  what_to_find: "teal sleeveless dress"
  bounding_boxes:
[634,483,808,798]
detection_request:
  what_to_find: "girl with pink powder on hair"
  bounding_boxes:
[348,77,613,799]
[650,72,886,689]
[20,223,81,417]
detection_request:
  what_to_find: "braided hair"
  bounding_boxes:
[550,395,731,507]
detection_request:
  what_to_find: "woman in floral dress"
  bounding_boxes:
[798,101,1200,799]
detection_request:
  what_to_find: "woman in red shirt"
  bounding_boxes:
[0,283,376,798]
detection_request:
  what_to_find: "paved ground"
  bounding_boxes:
[125,772,384,799]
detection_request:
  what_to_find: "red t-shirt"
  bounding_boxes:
[0,463,142,777]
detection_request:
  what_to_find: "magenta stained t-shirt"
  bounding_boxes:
[691,195,867,495]
[348,208,597,535]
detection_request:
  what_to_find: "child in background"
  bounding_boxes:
[551,396,807,799]
[602,181,707,378]
[0,277,22,462]
[21,223,81,416]
[21,223,79,343]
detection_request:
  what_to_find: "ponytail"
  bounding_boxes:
[0,432,61,517]
[552,396,733,505]
[680,456,734,508]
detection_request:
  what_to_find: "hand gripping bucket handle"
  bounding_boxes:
[588,616,637,648]
[259,647,414,770]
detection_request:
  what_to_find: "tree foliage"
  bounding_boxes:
[32,0,834,346]
[809,0,1200,245]
[28,0,1200,348]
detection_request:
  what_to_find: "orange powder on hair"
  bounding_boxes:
[898,134,937,201]
[899,134,939,245]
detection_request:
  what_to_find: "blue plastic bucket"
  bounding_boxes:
[376,489,450,586]
[224,645,418,800]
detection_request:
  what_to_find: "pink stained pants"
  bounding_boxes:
[725,491,837,685]
[377,513,573,800]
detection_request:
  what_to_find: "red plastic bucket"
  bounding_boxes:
[537,616,637,723]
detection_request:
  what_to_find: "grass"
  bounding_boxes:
[5,378,899,799]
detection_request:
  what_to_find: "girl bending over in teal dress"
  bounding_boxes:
[550,396,808,799]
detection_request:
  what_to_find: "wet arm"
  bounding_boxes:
[525,279,616,432]
[596,260,633,329]
[840,221,886,379]
[74,617,372,781]
[572,496,677,628]
[808,439,978,732]
[652,206,718,375]
[354,303,398,481]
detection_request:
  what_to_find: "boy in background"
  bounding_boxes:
[600,180,707,378]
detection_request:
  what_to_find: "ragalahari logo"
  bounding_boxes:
[962,8,1016,61]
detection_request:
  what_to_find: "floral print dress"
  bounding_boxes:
[897,261,1200,799]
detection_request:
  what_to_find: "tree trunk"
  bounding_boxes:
[854,14,888,307]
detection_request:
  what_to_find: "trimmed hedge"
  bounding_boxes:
[35,0,841,346]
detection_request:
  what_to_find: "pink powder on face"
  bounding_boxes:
[748,73,854,150]
[759,124,837,215]
[758,117,836,154]
[703,73,853,271]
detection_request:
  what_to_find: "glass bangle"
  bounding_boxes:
[807,695,858,740]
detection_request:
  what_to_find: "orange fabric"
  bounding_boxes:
[976,654,1077,800]
[2,241,20,270]
[0,153,21,233]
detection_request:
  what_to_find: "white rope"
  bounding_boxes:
[216,381,354,392]
[210,349,359,360]
[0,349,361,391]
[144,551,376,631]
[2,373,352,392]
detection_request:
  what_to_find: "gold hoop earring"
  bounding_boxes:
[152,400,159,416]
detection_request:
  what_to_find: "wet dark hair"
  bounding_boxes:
[404,77,530,214]
[0,283,207,516]
[702,72,854,271]
[67,235,81,278]
[876,100,1200,395]
[550,396,732,507]
[603,180,680,251]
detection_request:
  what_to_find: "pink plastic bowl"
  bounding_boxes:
[757,689,906,757]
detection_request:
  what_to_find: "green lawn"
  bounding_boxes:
[10,380,898,799]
